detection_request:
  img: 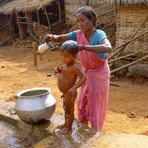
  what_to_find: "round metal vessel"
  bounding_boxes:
[15,88,56,124]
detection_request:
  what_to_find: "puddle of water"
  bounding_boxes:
[0,114,97,148]
[59,120,96,147]
[35,116,96,148]
[0,120,23,148]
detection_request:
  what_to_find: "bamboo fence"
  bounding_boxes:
[108,4,148,78]
[116,5,148,53]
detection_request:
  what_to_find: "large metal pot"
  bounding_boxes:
[15,88,56,124]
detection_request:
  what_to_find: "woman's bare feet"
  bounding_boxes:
[58,127,71,135]
[56,123,66,129]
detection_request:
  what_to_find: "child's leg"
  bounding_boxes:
[65,96,75,130]
[56,95,66,129]
[59,92,76,135]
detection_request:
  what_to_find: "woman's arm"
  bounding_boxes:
[79,38,112,53]
[41,34,69,44]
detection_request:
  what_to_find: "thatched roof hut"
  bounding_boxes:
[0,0,117,47]
[0,0,55,15]
[0,0,64,41]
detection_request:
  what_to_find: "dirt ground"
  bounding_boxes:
[0,41,148,136]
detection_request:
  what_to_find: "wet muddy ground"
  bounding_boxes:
[0,109,96,148]
[0,120,23,148]
[0,43,148,147]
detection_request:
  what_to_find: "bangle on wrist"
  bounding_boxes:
[79,45,83,50]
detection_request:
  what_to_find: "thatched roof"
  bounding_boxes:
[0,0,55,15]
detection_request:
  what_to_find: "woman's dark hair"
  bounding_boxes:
[75,6,97,27]
[60,40,79,55]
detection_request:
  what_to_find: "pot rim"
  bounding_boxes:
[17,87,51,98]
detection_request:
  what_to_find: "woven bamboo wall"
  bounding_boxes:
[116,5,148,53]
[65,0,115,24]
[64,0,116,47]
[117,0,148,5]
[0,14,12,42]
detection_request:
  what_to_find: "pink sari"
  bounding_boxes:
[77,31,110,131]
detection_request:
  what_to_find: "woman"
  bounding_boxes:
[43,6,112,132]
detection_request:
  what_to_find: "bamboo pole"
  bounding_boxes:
[111,54,148,74]
[108,29,148,60]
[32,42,38,67]
[128,16,148,42]
[110,82,120,87]
[26,11,39,43]
[108,49,147,64]
[56,0,62,22]
[37,10,40,24]
[7,15,13,37]
[99,21,115,30]
[115,16,148,57]
[15,11,25,39]
[44,8,51,31]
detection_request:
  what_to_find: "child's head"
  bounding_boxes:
[60,40,79,55]
[60,40,79,64]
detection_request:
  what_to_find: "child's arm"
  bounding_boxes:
[8,95,18,101]
[54,66,62,76]
[69,64,86,92]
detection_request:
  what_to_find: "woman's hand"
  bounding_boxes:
[40,34,60,44]
[40,34,51,44]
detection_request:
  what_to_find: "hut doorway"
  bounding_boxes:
[31,0,65,37]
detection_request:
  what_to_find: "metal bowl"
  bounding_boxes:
[15,88,56,124]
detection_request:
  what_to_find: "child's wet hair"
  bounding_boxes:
[60,40,79,55]
[75,6,97,27]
